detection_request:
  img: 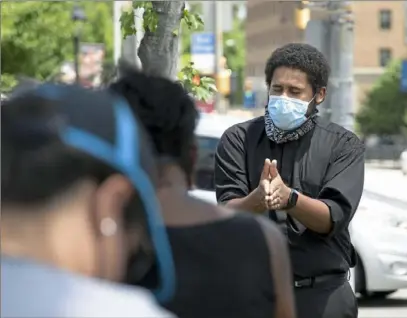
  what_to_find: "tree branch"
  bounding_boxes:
[138,1,185,79]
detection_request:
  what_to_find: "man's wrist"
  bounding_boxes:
[284,188,298,210]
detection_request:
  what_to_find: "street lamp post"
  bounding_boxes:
[72,5,86,84]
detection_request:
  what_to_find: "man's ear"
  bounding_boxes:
[315,87,327,105]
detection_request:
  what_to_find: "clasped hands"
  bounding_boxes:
[256,159,291,211]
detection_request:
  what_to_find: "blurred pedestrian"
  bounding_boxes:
[215,43,364,318]
[1,84,175,317]
[110,65,296,318]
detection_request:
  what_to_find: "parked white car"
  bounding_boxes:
[190,113,407,299]
[400,149,407,175]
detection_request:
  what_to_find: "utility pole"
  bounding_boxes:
[328,1,355,132]
[300,1,355,130]
[213,1,226,114]
[113,2,122,65]
[305,19,331,121]
[121,7,144,69]
[134,8,144,69]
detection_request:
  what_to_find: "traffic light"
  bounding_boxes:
[216,69,231,96]
[295,1,310,30]
[299,1,310,9]
[343,2,353,13]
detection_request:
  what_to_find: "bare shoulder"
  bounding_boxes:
[164,194,237,226]
[195,197,238,221]
[215,204,237,217]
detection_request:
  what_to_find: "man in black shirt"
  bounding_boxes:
[215,43,364,318]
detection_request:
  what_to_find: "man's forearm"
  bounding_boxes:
[224,188,265,213]
[287,193,332,234]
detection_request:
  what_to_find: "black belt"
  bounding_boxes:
[294,273,348,288]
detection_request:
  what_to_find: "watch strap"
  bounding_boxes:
[285,188,299,209]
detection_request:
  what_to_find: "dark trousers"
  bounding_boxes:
[295,279,358,318]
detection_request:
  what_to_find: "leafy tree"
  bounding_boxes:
[223,12,246,104]
[179,2,203,58]
[175,3,246,104]
[177,3,245,73]
[356,60,407,136]
[120,1,216,101]
[0,74,18,94]
[223,11,245,74]
[1,1,113,91]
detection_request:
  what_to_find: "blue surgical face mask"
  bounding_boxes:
[267,95,314,130]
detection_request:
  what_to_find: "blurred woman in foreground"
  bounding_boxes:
[1,84,175,317]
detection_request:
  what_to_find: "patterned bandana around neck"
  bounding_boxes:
[264,107,317,144]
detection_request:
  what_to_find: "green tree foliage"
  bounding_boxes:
[0,74,18,94]
[223,12,246,104]
[120,1,216,101]
[1,1,113,91]
[177,4,246,103]
[179,2,203,57]
[356,60,407,136]
[223,11,245,74]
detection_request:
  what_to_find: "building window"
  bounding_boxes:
[379,48,392,67]
[379,10,392,29]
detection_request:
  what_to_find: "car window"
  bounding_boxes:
[197,136,220,151]
[195,136,220,191]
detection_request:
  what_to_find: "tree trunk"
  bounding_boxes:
[138,1,185,79]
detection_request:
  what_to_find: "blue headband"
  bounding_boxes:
[35,84,176,304]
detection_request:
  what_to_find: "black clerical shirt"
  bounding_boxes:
[214,116,365,278]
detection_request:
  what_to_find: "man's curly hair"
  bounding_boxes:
[265,43,330,94]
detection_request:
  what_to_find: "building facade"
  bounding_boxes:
[245,0,407,111]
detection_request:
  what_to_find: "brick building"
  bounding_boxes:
[245,1,407,111]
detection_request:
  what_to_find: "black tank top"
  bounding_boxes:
[163,213,275,318]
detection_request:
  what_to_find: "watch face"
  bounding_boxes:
[288,190,298,208]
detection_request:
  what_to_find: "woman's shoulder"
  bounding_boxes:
[68,279,175,318]
[1,258,175,318]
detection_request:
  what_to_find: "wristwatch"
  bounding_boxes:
[285,189,299,210]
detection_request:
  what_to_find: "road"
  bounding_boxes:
[358,166,407,317]
[358,289,407,318]
[364,166,407,206]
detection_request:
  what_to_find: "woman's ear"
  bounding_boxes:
[93,174,133,225]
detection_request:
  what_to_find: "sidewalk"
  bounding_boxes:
[365,160,401,170]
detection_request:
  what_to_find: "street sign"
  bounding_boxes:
[401,60,407,93]
[191,33,215,54]
[191,33,215,75]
